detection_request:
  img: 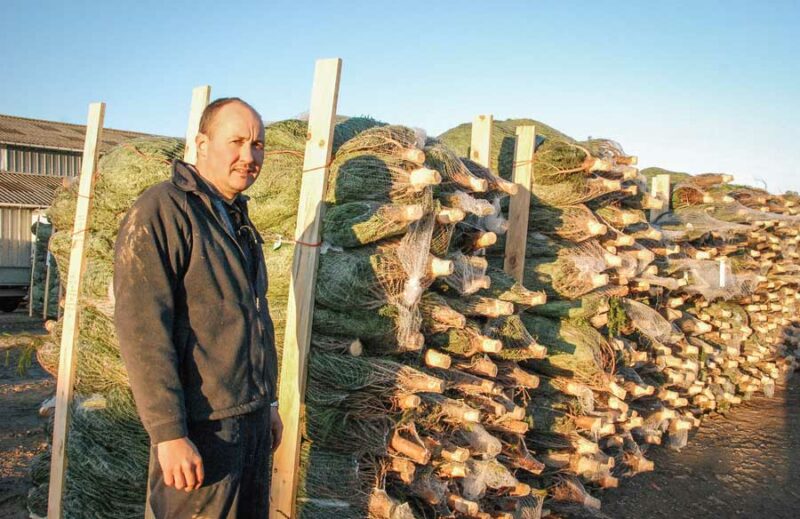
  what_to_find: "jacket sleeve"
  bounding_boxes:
[113,188,191,445]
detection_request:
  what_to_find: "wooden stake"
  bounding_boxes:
[269,58,342,519]
[649,174,671,222]
[719,256,727,288]
[470,114,493,168]
[42,251,52,319]
[28,217,40,317]
[503,125,535,282]
[47,102,105,519]
[56,277,61,321]
[183,85,211,165]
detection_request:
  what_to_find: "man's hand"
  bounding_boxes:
[157,437,204,491]
[270,406,283,452]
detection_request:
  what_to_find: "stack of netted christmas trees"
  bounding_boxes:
[29,115,799,519]
[437,120,799,516]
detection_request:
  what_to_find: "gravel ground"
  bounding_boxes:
[0,343,53,519]
[599,374,800,518]
[0,308,46,337]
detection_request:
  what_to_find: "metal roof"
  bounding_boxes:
[0,171,66,207]
[0,113,167,152]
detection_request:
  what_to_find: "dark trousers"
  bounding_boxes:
[147,407,272,519]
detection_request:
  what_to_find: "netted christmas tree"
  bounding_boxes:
[29,112,800,519]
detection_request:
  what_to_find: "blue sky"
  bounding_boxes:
[3,1,799,192]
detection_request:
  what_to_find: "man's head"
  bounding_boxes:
[195,98,265,200]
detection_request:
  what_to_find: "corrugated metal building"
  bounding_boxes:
[0,173,63,285]
[0,113,156,176]
[0,113,164,310]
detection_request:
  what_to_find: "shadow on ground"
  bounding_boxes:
[599,375,800,518]
[0,310,50,518]
[0,346,52,518]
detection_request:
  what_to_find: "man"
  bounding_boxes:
[114,98,282,518]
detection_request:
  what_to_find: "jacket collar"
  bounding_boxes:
[171,159,251,205]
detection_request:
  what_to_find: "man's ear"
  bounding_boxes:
[196,132,209,160]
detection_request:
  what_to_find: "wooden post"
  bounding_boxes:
[183,85,211,165]
[56,278,61,321]
[47,102,105,519]
[649,174,671,222]
[719,256,728,288]
[503,126,535,282]
[270,58,342,519]
[470,114,493,168]
[43,251,52,319]
[29,217,40,317]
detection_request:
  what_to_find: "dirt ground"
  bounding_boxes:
[0,310,50,519]
[0,307,798,518]
[598,374,800,519]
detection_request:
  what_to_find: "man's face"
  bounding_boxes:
[196,102,265,200]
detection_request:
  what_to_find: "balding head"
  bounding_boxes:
[194,98,265,200]
[198,97,262,137]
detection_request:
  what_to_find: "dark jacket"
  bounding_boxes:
[114,160,277,445]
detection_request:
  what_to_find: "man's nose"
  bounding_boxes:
[240,143,254,163]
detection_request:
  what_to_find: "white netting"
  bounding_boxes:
[456,423,502,459]
[393,207,437,308]
[666,428,689,450]
[668,258,757,300]
[441,252,488,295]
[441,190,495,216]
[706,200,800,224]
[622,299,676,343]
[472,195,509,235]
[460,458,519,501]
[570,241,610,276]
[550,474,601,511]
[655,208,752,241]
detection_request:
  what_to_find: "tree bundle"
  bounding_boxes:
[28,114,800,519]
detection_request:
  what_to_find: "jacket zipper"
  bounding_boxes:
[200,193,268,397]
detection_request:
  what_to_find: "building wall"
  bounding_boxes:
[1,144,82,176]
[0,206,35,268]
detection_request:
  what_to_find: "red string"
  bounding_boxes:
[122,143,172,165]
[291,239,322,247]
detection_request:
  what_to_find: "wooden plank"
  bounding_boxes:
[43,251,52,319]
[29,217,40,317]
[504,125,535,282]
[183,85,211,164]
[470,114,493,168]
[719,257,728,288]
[269,58,342,519]
[47,102,105,519]
[649,173,671,222]
[56,277,61,320]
